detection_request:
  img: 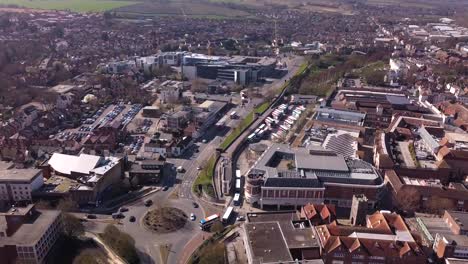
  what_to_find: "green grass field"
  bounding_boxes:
[0,0,137,12]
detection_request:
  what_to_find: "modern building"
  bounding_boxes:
[182,54,277,85]
[39,153,123,206]
[244,144,385,209]
[0,205,62,264]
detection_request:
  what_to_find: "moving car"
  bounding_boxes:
[192,202,199,208]
[190,213,196,221]
[162,186,169,191]
[129,216,136,222]
[236,215,246,221]
[144,200,153,207]
[119,207,129,213]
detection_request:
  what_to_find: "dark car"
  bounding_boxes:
[86,214,97,219]
[162,186,169,191]
[129,216,136,222]
[144,200,153,207]
[192,202,199,208]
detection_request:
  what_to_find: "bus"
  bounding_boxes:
[233,193,241,206]
[222,206,234,224]
[285,119,294,126]
[273,109,282,115]
[236,170,241,179]
[266,117,275,124]
[230,111,238,119]
[235,179,241,190]
[247,133,256,142]
[200,214,219,230]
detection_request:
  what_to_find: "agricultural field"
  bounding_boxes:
[0,0,137,12]
[365,0,468,9]
[114,0,252,19]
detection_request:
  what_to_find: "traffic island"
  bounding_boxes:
[143,207,187,233]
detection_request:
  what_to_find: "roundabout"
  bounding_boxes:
[143,207,188,233]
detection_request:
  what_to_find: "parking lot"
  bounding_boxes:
[55,102,143,141]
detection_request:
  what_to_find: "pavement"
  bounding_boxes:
[84,231,126,264]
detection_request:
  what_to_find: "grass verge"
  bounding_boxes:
[193,155,216,196]
[254,101,270,115]
[219,111,255,150]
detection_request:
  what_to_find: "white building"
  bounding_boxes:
[0,169,44,203]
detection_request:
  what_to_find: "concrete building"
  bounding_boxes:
[0,169,44,205]
[350,194,368,226]
[244,211,322,264]
[129,158,165,184]
[0,205,62,264]
[244,144,385,209]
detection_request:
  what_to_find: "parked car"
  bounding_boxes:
[190,213,196,221]
[129,216,136,222]
[112,213,124,219]
[162,186,169,191]
[144,200,153,207]
[86,214,97,219]
[119,207,129,213]
[192,202,199,208]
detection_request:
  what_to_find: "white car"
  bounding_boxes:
[190,213,196,221]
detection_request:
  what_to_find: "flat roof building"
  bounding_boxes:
[244,211,321,264]
[0,169,44,206]
[0,205,62,264]
[245,144,384,209]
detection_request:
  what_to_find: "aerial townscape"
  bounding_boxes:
[0,0,467,263]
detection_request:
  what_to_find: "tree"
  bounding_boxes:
[210,221,224,234]
[62,213,85,238]
[396,187,420,212]
[101,225,139,264]
[57,197,79,212]
[199,243,225,264]
[191,79,207,93]
[52,26,65,38]
[103,11,113,20]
